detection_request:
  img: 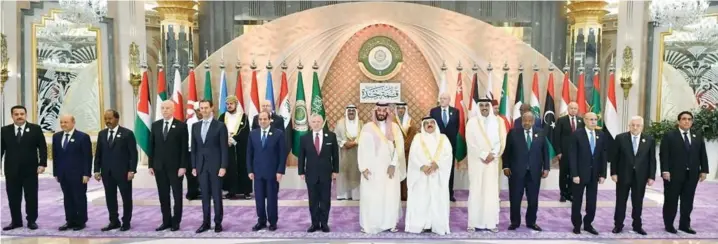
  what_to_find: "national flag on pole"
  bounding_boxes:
[248,69,260,127]
[265,70,276,111]
[454,72,467,162]
[543,72,557,162]
[468,72,480,117]
[530,70,541,117]
[186,65,198,120]
[576,69,587,115]
[291,70,309,156]
[234,66,245,115]
[278,70,291,129]
[203,68,213,101]
[604,69,620,139]
[559,70,571,116]
[171,66,184,121]
[154,65,167,120]
[590,69,603,127]
[512,72,525,121]
[499,71,511,126]
[218,69,229,114]
[135,68,152,155]
[310,69,326,124]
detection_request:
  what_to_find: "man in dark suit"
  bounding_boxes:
[185,107,202,200]
[503,112,549,232]
[554,102,584,202]
[429,92,459,202]
[53,114,92,231]
[191,99,229,233]
[1,105,47,230]
[511,104,543,129]
[298,114,339,233]
[217,96,252,200]
[148,100,189,231]
[251,100,285,131]
[247,111,287,232]
[660,111,709,234]
[94,109,138,231]
[568,112,606,235]
[610,115,656,235]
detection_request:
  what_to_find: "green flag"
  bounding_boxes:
[590,72,603,127]
[310,70,326,127]
[499,72,510,119]
[291,71,308,156]
[203,69,213,101]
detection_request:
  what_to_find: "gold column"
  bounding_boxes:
[566,0,609,65]
[154,0,197,38]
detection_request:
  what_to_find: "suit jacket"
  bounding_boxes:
[52,130,92,178]
[512,117,543,130]
[554,115,584,155]
[502,126,549,180]
[610,132,656,185]
[429,106,460,150]
[149,119,189,171]
[190,119,229,174]
[251,113,285,131]
[0,123,47,175]
[94,126,138,174]
[659,129,709,181]
[297,131,339,184]
[246,127,287,179]
[568,128,607,184]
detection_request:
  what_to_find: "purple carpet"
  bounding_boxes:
[2,178,718,239]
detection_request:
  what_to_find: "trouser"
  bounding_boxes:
[102,171,133,224]
[5,171,39,225]
[198,171,223,225]
[155,168,183,226]
[663,170,699,229]
[254,177,279,225]
[571,179,598,229]
[559,156,571,198]
[614,172,647,229]
[508,170,540,226]
[306,179,332,226]
[59,174,88,225]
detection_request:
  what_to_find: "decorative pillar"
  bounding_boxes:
[615,1,649,127]
[566,0,609,97]
[154,0,196,94]
[1,0,19,125]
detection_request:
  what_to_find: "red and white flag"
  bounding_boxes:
[248,69,260,127]
[604,70,620,138]
[186,66,198,120]
[235,67,245,115]
[559,70,570,116]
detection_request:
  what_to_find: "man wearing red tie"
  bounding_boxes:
[554,102,584,202]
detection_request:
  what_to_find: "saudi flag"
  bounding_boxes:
[544,72,557,161]
[498,71,511,124]
[154,65,167,121]
[310,70,326,126]
[530,71,541,117]
[591,70,603,127]
[291,71,309,156]
[203,69,213,101]
[135,68,151,155]
[512,72,525,121]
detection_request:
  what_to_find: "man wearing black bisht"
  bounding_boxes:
[218,95,252,200]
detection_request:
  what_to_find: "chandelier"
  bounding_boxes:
[39,0,107,42]
[650,0,709,29]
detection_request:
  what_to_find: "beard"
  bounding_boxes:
[376,114,387,121]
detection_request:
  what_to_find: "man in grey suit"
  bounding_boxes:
[191,99,229,233]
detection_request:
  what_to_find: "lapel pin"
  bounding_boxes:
[534,134,538,138]
[578,119,582,123]
[25,128,30,132]
[268,132,273,136]
[642,139,645,142]
[171,125,175,128]
[692,134,696,137]
[240,121,243,125]
[596,136,599,139]
[70,139,75,142]
[117,134,122,138]
[325,133,328,137]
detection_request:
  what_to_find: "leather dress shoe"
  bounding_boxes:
[612,226,623,234]
[507,224,519,230]
[679,226,696,234]
[26,222,38,230]
[214,224,223,233]
[72,224,85,231]
[584,226,599,235]
[307,224,319,233]
[155,223,171,231]
[321,224,331,233]
[2,223,22,231]
[268,224,277,231]
[252,223,266,231]
[572,228,581,234]
[633,227,647,235]
[450,196,457,202]
[101,222,121,231]
[527,224,542,231]
[170,225,180,231]
[120,224,131,231]
[665,226,678,234]
[195,223,210,233]
[560,196,567,202]
[58,223,72,231]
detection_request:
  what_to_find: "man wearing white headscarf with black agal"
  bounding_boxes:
[466,98,507,233]
[395,101,417,201]
[333,104,363,200]
[404,117,453,235]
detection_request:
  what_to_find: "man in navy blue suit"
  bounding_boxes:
[569,112,607,235]
[429,93,459,202]
[191,99,229,233]
[53,114,92,231]
[247,111,287,232]
[503,112,549,232]
[512,104,543,129]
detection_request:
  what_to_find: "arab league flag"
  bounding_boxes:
[543,72,557,161]
[135,68,151,155]
[291,70,309,156]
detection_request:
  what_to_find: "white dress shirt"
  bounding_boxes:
[14,123,27,137]
[313,130,324,146]
[107,125,119,141]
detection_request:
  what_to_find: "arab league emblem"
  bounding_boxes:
[358,36,403,81]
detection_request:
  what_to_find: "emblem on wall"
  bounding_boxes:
[358,36,403,81]
[293,100,309,132]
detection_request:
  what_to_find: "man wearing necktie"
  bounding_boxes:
[610,116,656,235]
[52,115,92,231]
[568,112,606,235]
[1,105,47,231]
[94,109,138,232]
[554,102,584,202]
[190,100,229,233]
[660,111,709,234]
[297,114,339,233]
[246,111,287,232]
[429,93,460,202]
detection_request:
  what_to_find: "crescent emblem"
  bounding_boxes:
[543,111,555,121]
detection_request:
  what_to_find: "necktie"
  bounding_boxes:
[632,136,638,155]
[589,130,595,154]
[163,121,169,139]
[261,131,267,147]
[683,132,691,150]
[108,130,115,145]
[16,127,22,142]
[442,109,448,126]
[63,134,70,149]
[314,133,321,154]
[201,121,209,142]
[570,117,576,132]
[525,130,532,149]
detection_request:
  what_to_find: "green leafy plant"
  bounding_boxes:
[646,109,718,142]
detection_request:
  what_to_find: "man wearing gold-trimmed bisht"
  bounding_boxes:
[395,102,417,201]
[334,104,363,200]
[217,95,252,200]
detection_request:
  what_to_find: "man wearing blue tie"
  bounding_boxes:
[247,111,287,232]
[191,100,229,233]
[569,112,607,235]
[53,114,92,231]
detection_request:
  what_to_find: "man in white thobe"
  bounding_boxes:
[466,98,507,233]
[358,102,406,234]
[334,104,363,200]
[405,117,453,235]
